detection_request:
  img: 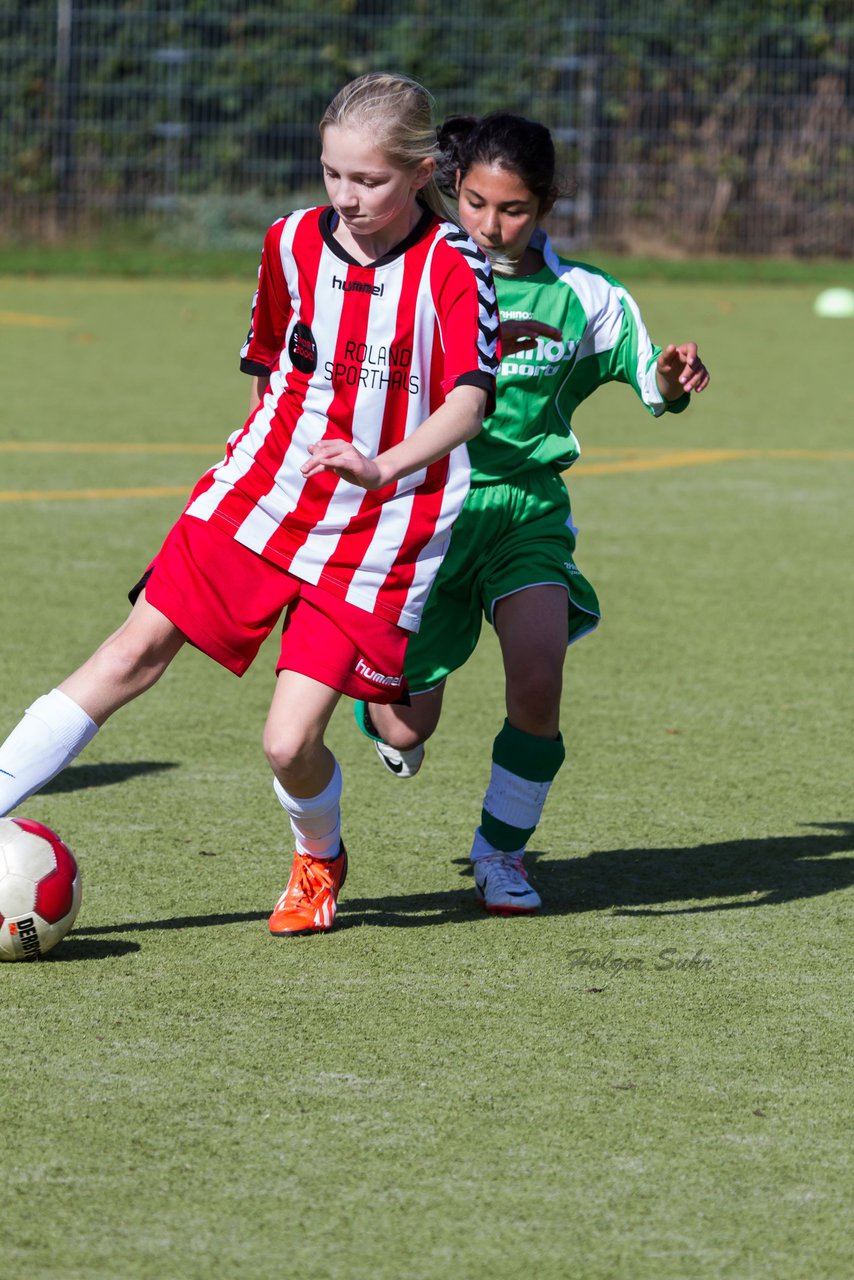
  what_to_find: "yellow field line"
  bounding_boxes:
[1,444,852,502]
[578,448,745,475]
[577,447,854,475]
[0,312,71,328]
[0,486,188,503]
[583,447,854,462]
[0,442,217,454]
[3,442,851,461]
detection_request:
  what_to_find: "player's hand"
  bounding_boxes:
[301,439,384,489]
[656,342,710,398]
[500,318,563,358]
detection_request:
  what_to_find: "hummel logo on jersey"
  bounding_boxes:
[355,658,402,688]
[332,274,384,298]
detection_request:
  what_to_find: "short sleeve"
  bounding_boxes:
[430,233,500,416]
[239,218,293,377]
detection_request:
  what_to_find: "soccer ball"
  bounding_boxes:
[0,818,82,961]
[813,287,854,318]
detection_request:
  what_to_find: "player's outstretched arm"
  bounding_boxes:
[301,384,488,490]
[656,342,710,399]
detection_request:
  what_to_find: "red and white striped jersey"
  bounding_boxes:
[185,205,498,631]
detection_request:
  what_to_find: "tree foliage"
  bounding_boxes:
[1,1,851,253]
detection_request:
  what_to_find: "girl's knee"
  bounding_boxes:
[506,670,562,736]
[372,695,441,750]
[95,607,182,683]
[383,715,430,751]
[263,721,317,775]
[92,629,171,693]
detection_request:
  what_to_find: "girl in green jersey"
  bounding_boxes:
[357,113,709,914]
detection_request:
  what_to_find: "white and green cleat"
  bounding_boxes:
[373,738,425,778]
[353,700,425,779]
[473,852,541,915]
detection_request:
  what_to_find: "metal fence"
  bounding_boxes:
[1,1,852,256]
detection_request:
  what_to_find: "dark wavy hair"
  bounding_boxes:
[435,113,559,212]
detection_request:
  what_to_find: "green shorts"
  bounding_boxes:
[405,468,601,692]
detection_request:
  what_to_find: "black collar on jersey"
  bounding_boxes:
[321,203,436,268]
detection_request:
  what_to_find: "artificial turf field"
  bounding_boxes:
[1,270,852,1279]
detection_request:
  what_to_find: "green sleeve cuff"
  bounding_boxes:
[663,391,691,414]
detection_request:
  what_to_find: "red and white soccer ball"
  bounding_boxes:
[0,818,81,961]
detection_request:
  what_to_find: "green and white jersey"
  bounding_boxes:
[468,230,687,483]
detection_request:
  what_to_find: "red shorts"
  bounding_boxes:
[136,515,409,703]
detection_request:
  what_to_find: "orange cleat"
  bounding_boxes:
[268,843,348,936]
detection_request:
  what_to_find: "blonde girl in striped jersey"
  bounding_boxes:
[0,74,500,936]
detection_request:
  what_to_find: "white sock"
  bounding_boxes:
[469,768,554,865]
[482,762,553,833]
[273,760,342,859]
[0,689,99,817]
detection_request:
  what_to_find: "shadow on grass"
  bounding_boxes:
[336,891,476,930]
[525,820,854,917]
[74,911,267,937]
[66,821,853,940]
[347,820,854,925]
[43,937,141,961]
[42,761,178,795]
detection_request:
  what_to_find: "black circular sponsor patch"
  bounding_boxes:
[288,322,317,374]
